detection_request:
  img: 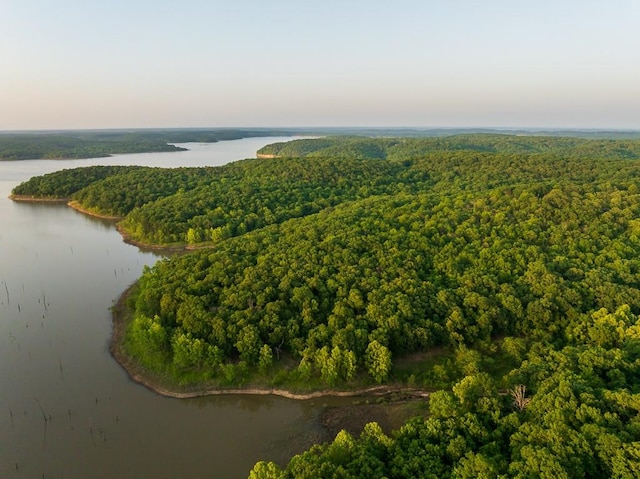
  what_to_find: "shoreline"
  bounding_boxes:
[110,284,431,401]
[9,194,69,203]
[116,223,188,252]
[10,195,124,220]
[10,195,187,251]
[67,200,123,220]
[13,194,433,401]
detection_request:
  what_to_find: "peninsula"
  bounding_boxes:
[12,133,640,478]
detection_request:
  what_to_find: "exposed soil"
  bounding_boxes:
[321,397,428,438]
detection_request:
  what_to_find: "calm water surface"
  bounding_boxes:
[0,138,339,479]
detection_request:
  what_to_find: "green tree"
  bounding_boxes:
[248,461,284,479]
[258,344,274,373]
[365,340,392,383]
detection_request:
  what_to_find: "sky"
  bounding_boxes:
[1,0,639,130]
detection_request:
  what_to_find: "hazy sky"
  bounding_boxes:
[1,0,638,130]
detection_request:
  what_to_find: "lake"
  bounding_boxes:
[0,137,342,479]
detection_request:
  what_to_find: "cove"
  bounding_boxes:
[0,138,346,479]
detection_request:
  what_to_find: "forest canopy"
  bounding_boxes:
[12,133,640,478]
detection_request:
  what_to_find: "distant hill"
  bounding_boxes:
[3,127,639,160]
[0,128,296,160]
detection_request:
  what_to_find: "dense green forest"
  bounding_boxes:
[12,134,640,477]
[257,134,640,160]
[0,128,295,160]
[250,330,640,478]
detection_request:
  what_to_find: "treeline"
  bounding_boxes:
[4,129,640,161]
[257,134,640,161]
[0,134,184,160]
[0,128,295,160]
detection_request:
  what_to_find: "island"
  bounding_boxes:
[12,133,640,478]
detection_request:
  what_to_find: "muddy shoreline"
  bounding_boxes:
[9,194,68,203]
[109,284,431,402]
[110,286,428,437]
[13,194,433,403]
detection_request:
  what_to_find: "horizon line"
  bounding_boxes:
[2,126,640,134]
